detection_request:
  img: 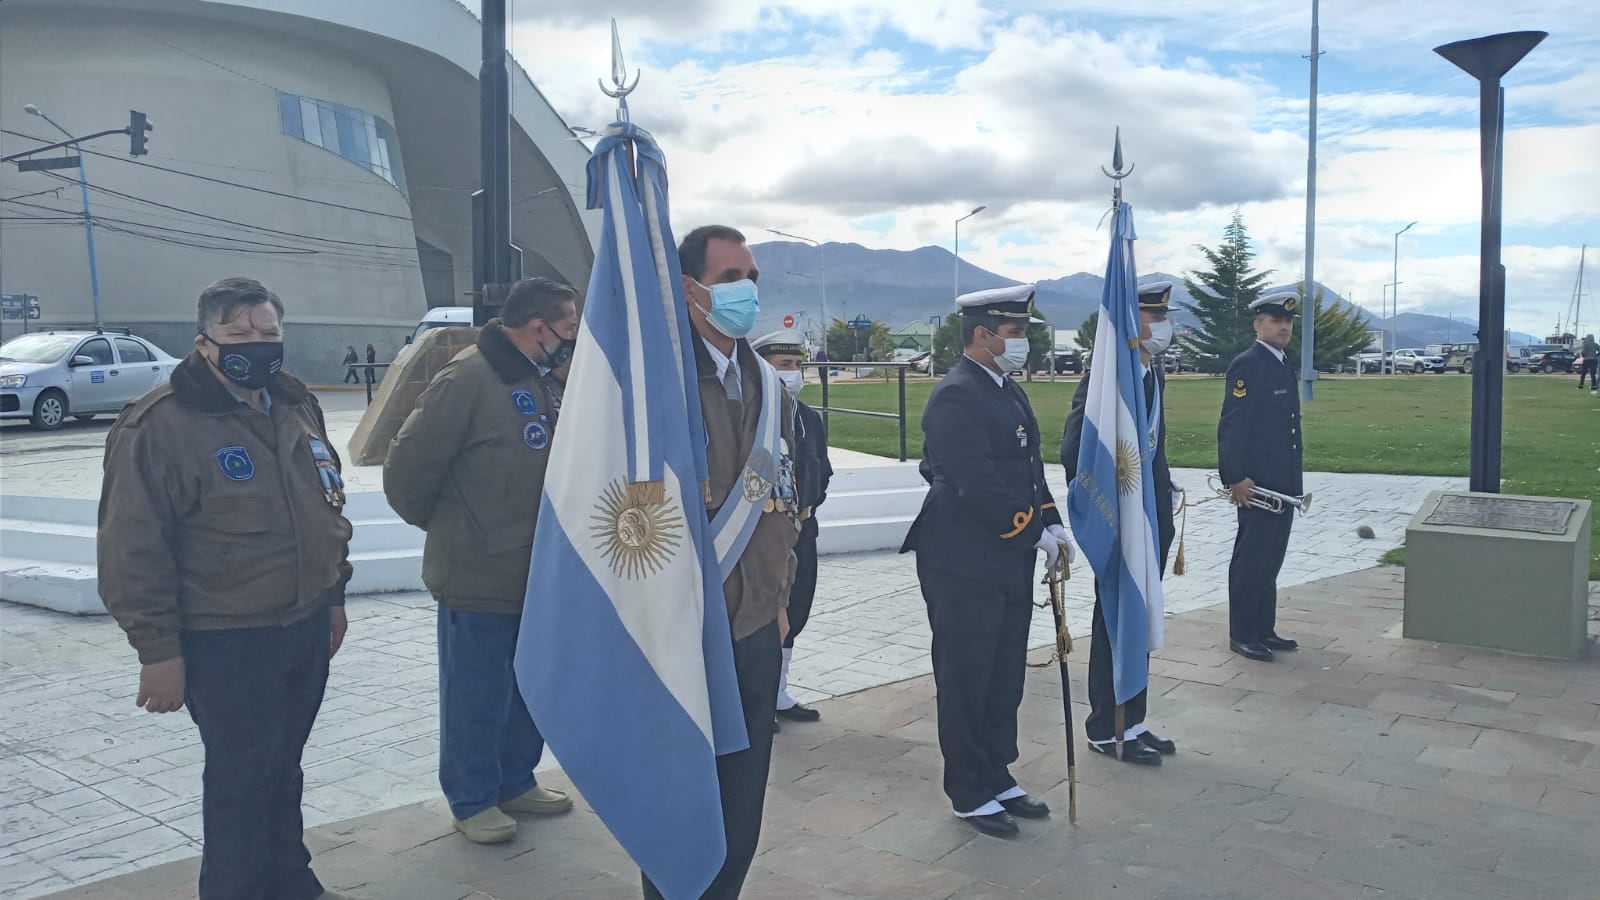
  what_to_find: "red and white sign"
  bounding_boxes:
[783,314,795,328]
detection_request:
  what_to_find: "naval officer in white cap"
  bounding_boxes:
[749,328,833,730]
[900,283,1074,838]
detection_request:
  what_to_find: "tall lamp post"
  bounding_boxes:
[954,206,987,304]
[1391,221,1416,372]
[768,229,826,329]
[24,104,102,329]
[1435,30,1546,494]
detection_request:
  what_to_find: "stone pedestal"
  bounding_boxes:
[347,326,479,466]
[1403,490,1592,658]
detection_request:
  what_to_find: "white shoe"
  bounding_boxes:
[454,806,516,844]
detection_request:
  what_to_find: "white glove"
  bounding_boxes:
[1046,524,1077,565]
[1035,532,1061,570]
[1172,488,1184,513]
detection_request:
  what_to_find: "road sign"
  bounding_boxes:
[16,155,81,172]
[783,314,795,328]
[1,294,40,321]
[848,315,872,330]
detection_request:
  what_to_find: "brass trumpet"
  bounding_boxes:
[1206,474,1312,514]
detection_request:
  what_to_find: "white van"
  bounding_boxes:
[395,306,473,363]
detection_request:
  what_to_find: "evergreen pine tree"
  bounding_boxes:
[1181,211,1274,373]
[1287,285,1376,372]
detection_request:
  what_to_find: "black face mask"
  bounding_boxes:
[205,336,283,389]
[540,328,576,370]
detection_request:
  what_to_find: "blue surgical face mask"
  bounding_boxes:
[693,278,760,339]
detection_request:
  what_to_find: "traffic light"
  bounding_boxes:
[128,110,151,156]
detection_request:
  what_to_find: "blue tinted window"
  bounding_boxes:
[276,92,404,194]
[277,92,302,136]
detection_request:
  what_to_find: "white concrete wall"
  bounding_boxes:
[0,6,427,376]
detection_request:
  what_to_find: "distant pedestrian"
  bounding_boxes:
[98,277,357,900]
[1578,334,1597,393]
[342,345,359,384]
[364,343,377,385]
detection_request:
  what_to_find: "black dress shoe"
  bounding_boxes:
[776,703,821,723]
[1138,731,1176,755]
[961,811,1020,837]
[999,795,1050,819]
[1263,634,1298,652]
[1088,740,1162,766]
[1230,640,1275,662]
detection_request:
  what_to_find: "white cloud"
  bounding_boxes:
[504,2,1599,336]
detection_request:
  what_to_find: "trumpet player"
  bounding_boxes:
[1219,291,1304,662]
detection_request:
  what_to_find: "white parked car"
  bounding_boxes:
[0,330,180,430]
[1391,348,1446,374]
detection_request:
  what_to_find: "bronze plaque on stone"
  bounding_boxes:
[1422,494,1576,535]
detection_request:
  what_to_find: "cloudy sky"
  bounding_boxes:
[503,0,1598,336]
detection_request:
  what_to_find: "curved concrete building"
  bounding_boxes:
[0,0,598,382]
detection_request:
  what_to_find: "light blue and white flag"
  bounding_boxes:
[1066,202,1166,705]
[514,120,747,899]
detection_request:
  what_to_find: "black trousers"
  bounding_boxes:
[1085,584,1147,742]
[783,520,819,649]
[917,555,1032,814]
[182,607,330,900]
[643,622,780,900]
[1578,359,1597,388]
[1228,506,1295,644]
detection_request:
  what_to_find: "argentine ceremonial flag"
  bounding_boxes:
[1066,202,1167,705]
[514,120,747,899]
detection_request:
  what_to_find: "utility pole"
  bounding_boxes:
[475,0,514,327]
[23,105,102,329]
[954,206,986,305]
[1300,0,1321,400]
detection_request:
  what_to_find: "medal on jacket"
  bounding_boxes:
[308,436,346,510]
[1016,424,1028,448]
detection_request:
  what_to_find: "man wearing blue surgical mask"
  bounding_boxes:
[1061,280,1182,768]
[660,225,800,900]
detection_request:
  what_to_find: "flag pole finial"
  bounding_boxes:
[598,18,641,122]
[1100,127,1134,209]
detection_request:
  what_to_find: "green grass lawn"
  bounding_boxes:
[802,373,1600,577]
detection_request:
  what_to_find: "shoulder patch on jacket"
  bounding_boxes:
[1232,378,1247,398]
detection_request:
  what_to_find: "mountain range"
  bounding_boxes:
[750,241,1539,350]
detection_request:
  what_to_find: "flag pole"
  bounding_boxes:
[1101,128,1133,761]
[600,19,641,182]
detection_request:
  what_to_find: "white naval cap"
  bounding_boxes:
[1249,290,1300,316]
[956,283,1036,318]
[750,328,806,356]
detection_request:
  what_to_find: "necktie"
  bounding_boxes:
[722,364,742,403]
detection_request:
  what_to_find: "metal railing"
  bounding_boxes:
[804,360,913,462]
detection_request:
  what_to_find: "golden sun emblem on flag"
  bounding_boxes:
[591,480,683,580]
[1114,440,1142,496]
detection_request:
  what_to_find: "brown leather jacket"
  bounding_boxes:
[98,352,353,664]
[383,322,563,614]
[695,337,800,640]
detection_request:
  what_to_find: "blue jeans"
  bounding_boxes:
[183,607,329,900]
[436,606,545,820]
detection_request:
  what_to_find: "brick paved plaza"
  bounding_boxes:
[17,568,1600,900]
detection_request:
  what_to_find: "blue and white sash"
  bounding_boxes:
[709,356,784,579]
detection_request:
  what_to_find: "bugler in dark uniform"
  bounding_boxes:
[1218,290,1305,662]
[901,284,1074,838]
[751,329,834,729]
[1060,281,1180,766]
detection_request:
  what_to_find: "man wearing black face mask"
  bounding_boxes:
[384,276,580,844]
[98,277,356,900]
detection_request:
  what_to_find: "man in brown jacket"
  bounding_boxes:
[643,225,800,900]
[383,276,579,844]
[98,277,356,900]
